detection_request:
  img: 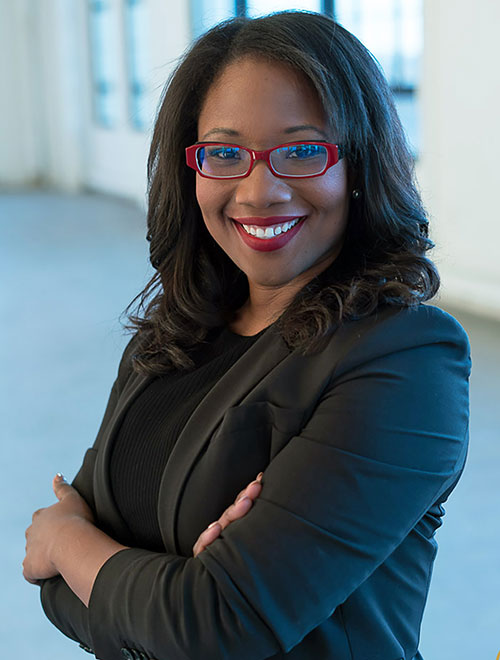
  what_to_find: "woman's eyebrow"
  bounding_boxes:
[200,128,240,140]
[283,125,329,140]
[200,125,330,142]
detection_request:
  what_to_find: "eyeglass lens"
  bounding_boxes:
[196,143,328,177]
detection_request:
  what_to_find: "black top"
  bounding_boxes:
[109,326,264,550]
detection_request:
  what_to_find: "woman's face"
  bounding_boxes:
[196,56,350,294]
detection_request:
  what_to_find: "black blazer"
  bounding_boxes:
[40,304,470,660]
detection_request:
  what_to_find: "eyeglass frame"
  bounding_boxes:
[185,141,345,180]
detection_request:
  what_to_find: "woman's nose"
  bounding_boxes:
[233,160,292,208]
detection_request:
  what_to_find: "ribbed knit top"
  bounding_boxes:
[109,326,265,551]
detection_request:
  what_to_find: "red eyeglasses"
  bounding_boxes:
[185,141,344,179]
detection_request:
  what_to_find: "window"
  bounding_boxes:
[87,0,151,131]
[123,0,150,131]
[191,0,236,40]
[245,0,322,16]
[88,0,120,128]
[335,0,422,151]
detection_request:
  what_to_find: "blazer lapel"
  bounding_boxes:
[158,326,290,553]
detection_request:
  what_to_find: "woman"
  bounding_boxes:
[23,11,470,660]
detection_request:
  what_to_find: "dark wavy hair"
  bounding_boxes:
[127,10,439,374]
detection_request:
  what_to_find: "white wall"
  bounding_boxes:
[0,1,41,185]
[37,0,88,191]
[419,0,500,320]
[0,0,89,189]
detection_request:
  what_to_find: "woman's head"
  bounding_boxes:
[194,55,350,298]
[148,11,420,262]
[133,11,438,372]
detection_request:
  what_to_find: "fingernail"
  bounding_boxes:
[55,473,66,481]
[236,495,250,504]
[207,522,219,529]
[256,472,263,481]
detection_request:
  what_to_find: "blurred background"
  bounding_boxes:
[1,0,499,658]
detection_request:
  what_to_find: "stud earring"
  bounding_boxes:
[352,189,361,200]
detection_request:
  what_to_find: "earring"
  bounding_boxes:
[352,189,361,200]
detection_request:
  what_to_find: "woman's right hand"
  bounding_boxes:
[192,473,263,557]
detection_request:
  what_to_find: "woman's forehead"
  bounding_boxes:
[197,56,332,143]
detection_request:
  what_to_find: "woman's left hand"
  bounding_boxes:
[23,474,94,585]
[193,472,263,557]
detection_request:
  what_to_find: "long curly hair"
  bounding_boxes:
[127,11,439,374]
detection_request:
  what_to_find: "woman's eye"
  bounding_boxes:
[287,145,321,159]
[207,147,241,160]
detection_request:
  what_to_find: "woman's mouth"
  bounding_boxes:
[231,215,306,252]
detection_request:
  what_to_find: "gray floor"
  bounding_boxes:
[1,190,498,659]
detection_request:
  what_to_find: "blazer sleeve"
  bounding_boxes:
[86,307,471,660]
[39,334,139,649]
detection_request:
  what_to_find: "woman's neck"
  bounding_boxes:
[229,283,297,336]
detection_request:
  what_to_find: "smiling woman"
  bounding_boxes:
[25,11,470,660]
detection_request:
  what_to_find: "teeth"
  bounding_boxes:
[241,217,302,239]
